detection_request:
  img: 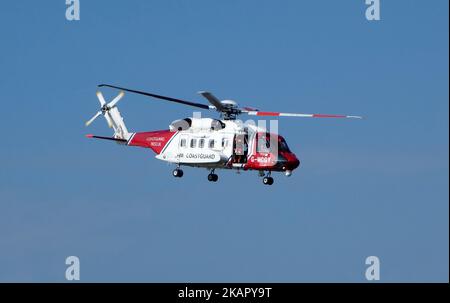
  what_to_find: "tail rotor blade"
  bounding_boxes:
[85,111,102,126]
[108,91,125,108]
[96,91,106,107]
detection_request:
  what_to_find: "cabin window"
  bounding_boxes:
[180,138,187,148]
[222,138,229,148]
[209,139,215,148]
[199,139,205,148]
[190,139,197,148]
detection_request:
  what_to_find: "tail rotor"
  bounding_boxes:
[85,91,125,127]
[85,90,131,140]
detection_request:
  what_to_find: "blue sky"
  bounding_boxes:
[0,0,448,282]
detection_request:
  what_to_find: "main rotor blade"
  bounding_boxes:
[198,91,225,111]
[85,111,102,126]
[98,84,210,110]
[108,91,125,108]
[244,111,363,119]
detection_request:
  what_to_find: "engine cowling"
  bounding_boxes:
[170,118,225,131]
[169,118,192,131]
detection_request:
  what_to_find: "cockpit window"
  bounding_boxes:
[256,134,290,153]
[278,137,291,152]
[256,134,271,153]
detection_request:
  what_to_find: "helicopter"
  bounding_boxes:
[85,84,362,185]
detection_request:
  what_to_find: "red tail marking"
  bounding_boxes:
[128,130,176,154]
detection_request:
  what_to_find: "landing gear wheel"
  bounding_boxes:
[208,173,219,182]
[263,176,274,185]
[173,168,183,178]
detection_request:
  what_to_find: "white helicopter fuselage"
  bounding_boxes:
[120,116,300,175]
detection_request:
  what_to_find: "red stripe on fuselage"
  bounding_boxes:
[128,130,176,154]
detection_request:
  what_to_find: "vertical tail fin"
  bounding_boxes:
[105,105,131,140]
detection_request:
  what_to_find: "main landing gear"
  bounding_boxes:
[172,168,183,178]
[207,169,219,182]
[262,172,274,185]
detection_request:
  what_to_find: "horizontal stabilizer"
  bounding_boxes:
[85,134,128,143]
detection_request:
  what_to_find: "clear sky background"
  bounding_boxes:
[0,0,448,282]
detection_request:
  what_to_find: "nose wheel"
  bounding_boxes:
[172,168,184,178]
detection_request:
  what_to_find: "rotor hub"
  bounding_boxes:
[220,100,241,120]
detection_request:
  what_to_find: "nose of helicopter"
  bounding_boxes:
[279,152,300,171]
[289,153,300,170]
